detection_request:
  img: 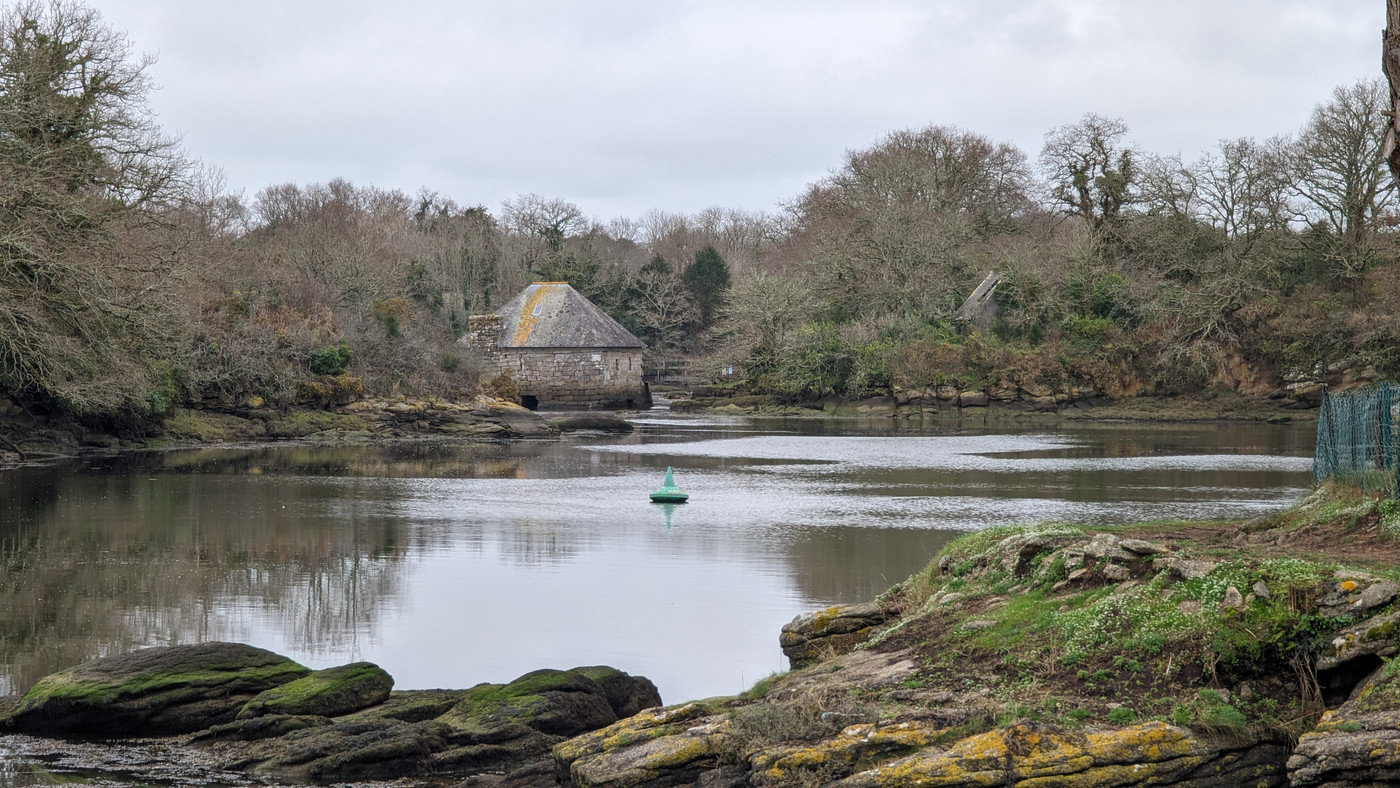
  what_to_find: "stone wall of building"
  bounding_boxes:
[491,348,648,409]
[466,315,503,362]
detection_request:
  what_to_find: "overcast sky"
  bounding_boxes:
[93,0,1379,222]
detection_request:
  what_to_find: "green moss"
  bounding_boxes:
[264,410,366,438]
[858,485,1400,742]
[239,662,391,718]
[20,661,309,710]
[440,668,595,729]
[939,524,1086,568]
[1351,658,1400,714]
[162,409,260,442]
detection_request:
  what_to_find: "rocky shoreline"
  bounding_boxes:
[668,385,1315,424]
[0,394,561,471]
[0,382,1314,473]
[5,483,1400,786]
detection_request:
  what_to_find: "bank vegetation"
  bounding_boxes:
[2,1,1397,440]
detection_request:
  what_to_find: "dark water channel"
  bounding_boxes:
[0,413,1313,719]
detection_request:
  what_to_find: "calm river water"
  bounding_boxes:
[0,413,1314,708]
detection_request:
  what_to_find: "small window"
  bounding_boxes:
[532,303,544,316]
[521,395,539,410]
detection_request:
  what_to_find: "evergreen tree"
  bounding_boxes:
[683,244,730,326]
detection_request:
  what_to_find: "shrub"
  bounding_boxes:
[483,372,520,404]
[372,298,414,337]
[310,341,354,375]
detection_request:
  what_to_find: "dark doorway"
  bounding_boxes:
[521,395,539,411]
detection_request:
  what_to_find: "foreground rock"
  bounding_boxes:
[1,645,660,785]
[1289,664,1400,787]
[205,665,660,784]
[0,642,310,736]
[779,601,891,668]
[236,661,393,719]
[832,721,1286,787]
[543,506,1400,786]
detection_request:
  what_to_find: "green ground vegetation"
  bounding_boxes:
[845,481,1400,744]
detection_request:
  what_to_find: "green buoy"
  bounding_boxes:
[649,466,689,503]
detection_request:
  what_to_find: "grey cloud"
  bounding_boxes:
[97,0,1378,220]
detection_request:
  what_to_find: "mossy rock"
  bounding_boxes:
[1,642,310,736]
[238,661,393,720]
[569,666,662,719]
[194,713,331,742]
[440,668,618,740]
[233,717,446,783]
[263,410,367,438]
[162,409,262,442]
[349,689,468,723]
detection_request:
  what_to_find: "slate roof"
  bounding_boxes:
[494,282,645,349]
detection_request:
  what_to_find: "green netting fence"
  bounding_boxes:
[1314,382,1399,497]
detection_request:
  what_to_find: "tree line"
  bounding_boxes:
[1,0,1396,428]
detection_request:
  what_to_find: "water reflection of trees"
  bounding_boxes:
[0,461,412,694]
[782,526,957,603]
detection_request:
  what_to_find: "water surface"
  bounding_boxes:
[0,414,1313,705]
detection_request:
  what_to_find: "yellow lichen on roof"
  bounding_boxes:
[512,284,556,345]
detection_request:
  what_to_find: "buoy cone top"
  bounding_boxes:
[650,466,689,503]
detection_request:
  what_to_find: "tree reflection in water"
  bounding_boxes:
[0,420,1314,700]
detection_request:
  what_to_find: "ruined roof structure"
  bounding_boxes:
[494,282,644,349]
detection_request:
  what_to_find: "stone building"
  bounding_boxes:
[464,282,649,410]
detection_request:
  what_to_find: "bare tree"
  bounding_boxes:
[1039,114,1138,238]
[830,125,1032,235]
[629,258,699,353]
[1292,79,1395,279]
[713,270,818,369]
[500,193,589,239]
[1193,137,1294,241]
[0,0,189,415]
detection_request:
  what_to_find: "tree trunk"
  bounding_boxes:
[1383,0,1400,185]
